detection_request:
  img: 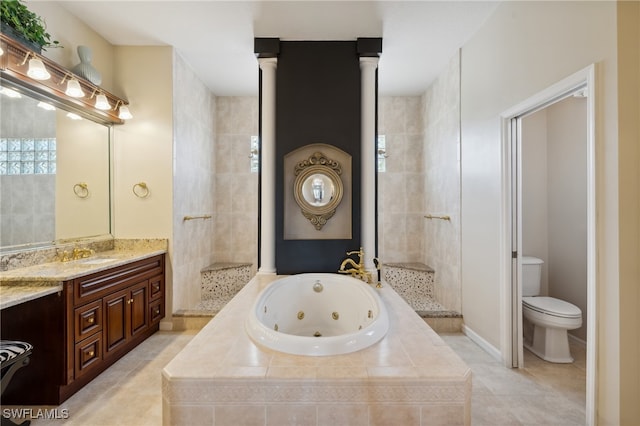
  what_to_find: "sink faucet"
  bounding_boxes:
[338,247,373,284]
[72,247,94,260]
[60,247,94,262]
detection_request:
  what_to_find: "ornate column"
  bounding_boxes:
[360,56,379,273]
[258,57,277,274]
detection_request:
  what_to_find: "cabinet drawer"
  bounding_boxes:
[149,298,164,325]
[149,274,164,301]
[74,333,102,379]
[74,255,164,305]
[74,300,103,342]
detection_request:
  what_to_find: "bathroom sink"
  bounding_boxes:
[77,257,118,265]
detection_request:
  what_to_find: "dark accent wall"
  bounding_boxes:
[275,41,361,274]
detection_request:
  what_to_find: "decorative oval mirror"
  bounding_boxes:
[293,152,343,230]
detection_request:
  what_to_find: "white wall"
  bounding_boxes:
[460,1,620,422]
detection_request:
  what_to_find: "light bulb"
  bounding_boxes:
[95,93,111,110]
[65,79,84,97]
[27,58,51,80]
[118,105,133,120]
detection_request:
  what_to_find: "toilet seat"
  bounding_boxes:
[522,296,581,319]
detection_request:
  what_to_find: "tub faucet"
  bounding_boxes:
[338,247,372,284]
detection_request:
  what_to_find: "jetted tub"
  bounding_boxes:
[245,273,389,356]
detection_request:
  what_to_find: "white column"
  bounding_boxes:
[258,57,277,274]
[360,57,379,273]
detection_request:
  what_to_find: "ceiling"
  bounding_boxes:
[57,1,499,96]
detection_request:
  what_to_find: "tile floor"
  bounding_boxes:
[21,330,585,426]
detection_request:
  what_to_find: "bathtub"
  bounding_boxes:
[245,273,389,356]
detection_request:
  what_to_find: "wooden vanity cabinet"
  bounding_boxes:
[1,254,166,405]
[103,280,149,359]
[60,254,165,401]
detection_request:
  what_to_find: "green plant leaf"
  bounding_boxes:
[0,0,61,49]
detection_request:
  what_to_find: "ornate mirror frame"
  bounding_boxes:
[293,152,343,230]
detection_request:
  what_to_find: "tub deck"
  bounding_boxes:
[162,274,471,426]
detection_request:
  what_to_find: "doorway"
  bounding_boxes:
[501,65,596,425]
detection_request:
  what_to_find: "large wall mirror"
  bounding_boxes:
[0,82,111,252]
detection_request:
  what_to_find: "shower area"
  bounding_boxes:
[171,48,463,329]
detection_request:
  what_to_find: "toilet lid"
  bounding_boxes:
[522,296,582,319]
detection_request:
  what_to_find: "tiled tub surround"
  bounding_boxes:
[162,274,471,426]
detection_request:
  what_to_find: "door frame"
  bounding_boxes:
[500,64,597,425]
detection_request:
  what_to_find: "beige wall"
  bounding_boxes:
[378,96,424,264]
[460,1,621,423]
[213,97,259,271]
[421,52,462,312]
[171,52,217,312]
[111,46,174,328]
[617,1,640,423]
[55,111,111,240]
[522,97,589,341]
[546,98,588,341]
[521,109,550,294]
[29,2,116,93]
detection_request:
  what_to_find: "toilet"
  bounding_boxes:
[521,256,582,363]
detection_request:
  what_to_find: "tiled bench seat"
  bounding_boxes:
[173,263,252,330]
[383,262,462,332]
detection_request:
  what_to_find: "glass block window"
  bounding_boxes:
[377,134,387,172]
[0,138,56,175]
[250,135,259,173]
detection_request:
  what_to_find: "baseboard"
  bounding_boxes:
[159,319,174,331]
[568,333,587,347]
[462,325,502,362]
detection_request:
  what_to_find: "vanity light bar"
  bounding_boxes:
[0,33,130,125]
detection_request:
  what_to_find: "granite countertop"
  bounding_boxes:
[0,284,63,310]
[0,247,166,310]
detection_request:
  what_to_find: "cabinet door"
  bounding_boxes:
[103,288,129,358]
[149,274,164,301]
[74,333,102,379]
[74,299,103,342]
[130,281,149,338]
[149,298,164,325]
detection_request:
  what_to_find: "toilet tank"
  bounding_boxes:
[522,256,543,296]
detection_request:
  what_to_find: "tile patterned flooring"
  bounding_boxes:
[24,330,585,426]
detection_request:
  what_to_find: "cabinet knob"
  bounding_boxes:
[127,299,133,304]
[87,350,94,357]
[155,308,160,315]
[87,317,95,324]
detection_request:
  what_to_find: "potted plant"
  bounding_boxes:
[0,0,60,52]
